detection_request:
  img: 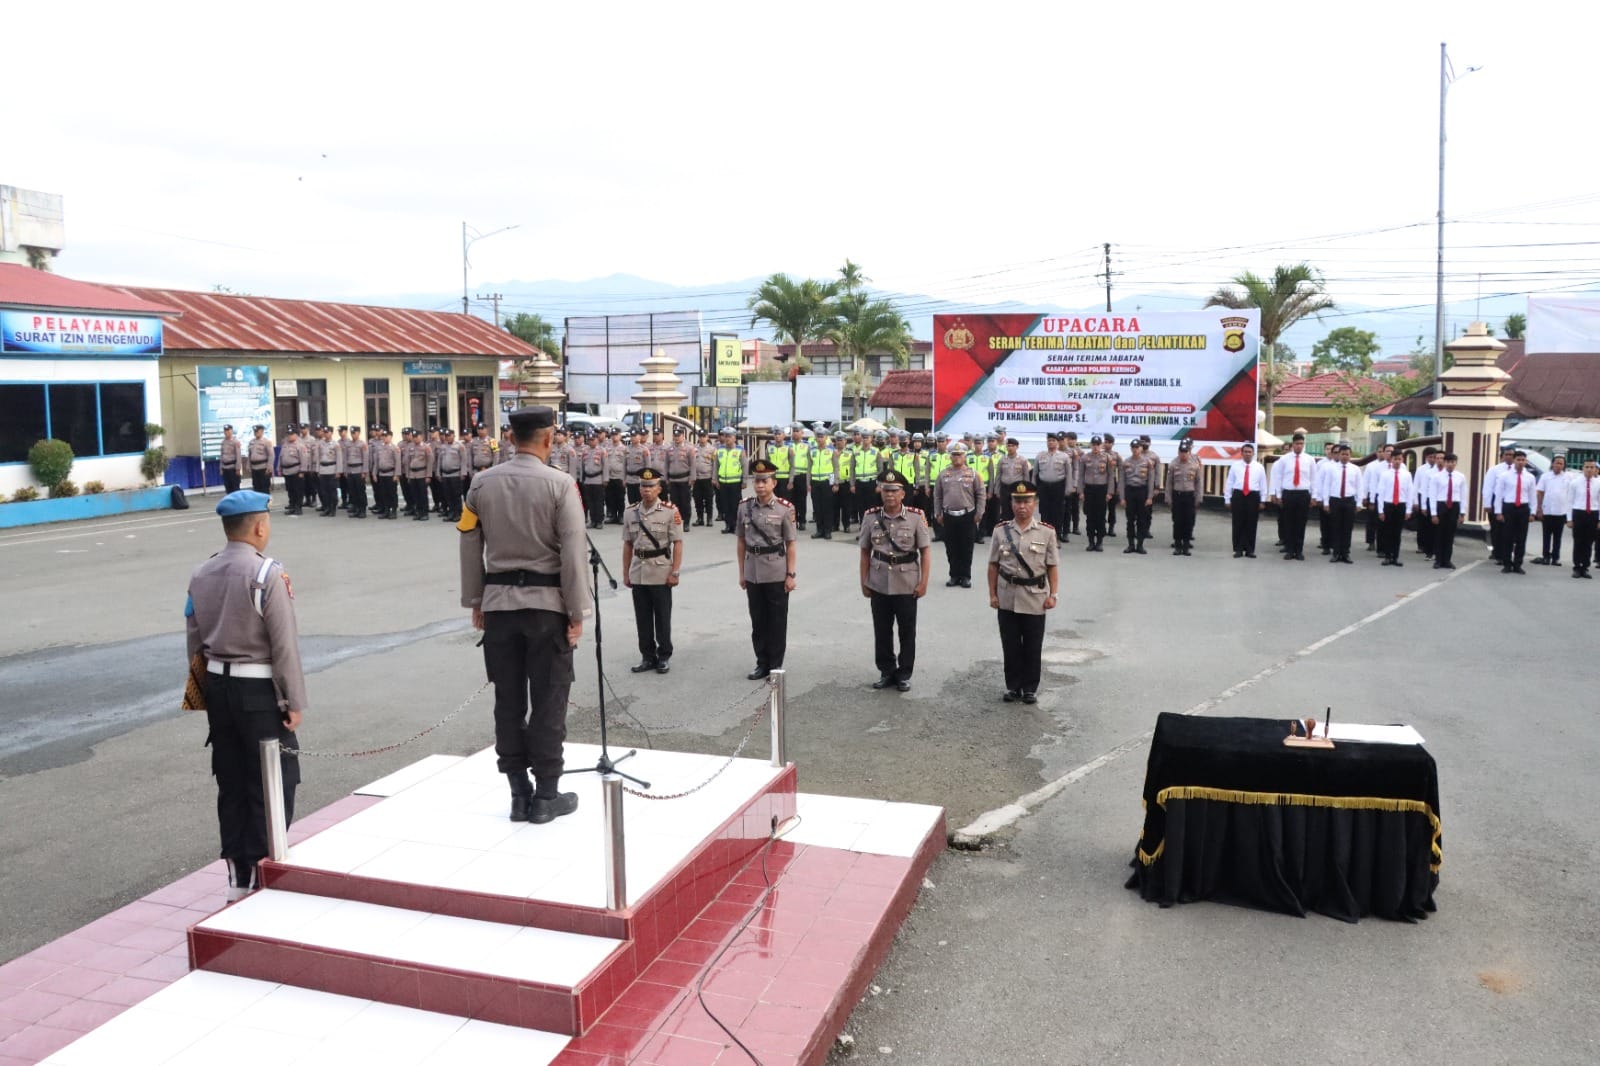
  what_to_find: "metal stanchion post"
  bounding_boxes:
[769,668,787,767]
[260,738,288,862]
[603,774,627,911]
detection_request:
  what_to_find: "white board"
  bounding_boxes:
[795,375,843,422]
[745,381,792,428]
[1527,296,1600,354]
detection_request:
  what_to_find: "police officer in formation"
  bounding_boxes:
[1268,432,1315,560]
[987,482,1058,704]
[1166,439,1203,555]
[218,425,244,494]
[1034,433,1073,543]
[458,405,586,824]
[1226,442,1266,558]
[735,458,797,679]
[692,429,717,527]
[1078,435,1114,551]
[807,429,840,539]
[933,441,984,587]
[247,424,274,495]
[276,424,307,514]
[185,489,306,900]
[716,427,748,533]
[859,470,931,692]
[343,426,369,518]
[368,426,401,519]
[622,468,684,674]
[1118,436,1160,554]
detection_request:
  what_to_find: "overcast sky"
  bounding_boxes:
[12,0,1597,338]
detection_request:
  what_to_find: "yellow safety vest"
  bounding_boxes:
[716,447,744,483]
[793,442,811,473]
[812,447,835,478]
[769,445,791,476]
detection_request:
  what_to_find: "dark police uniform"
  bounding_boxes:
[859,471,931,691]
[185,490,305,898]
[459,407,589,822]
[736,459,797,679]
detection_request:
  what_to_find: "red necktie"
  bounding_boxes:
[1447,476,1453,505]
[1588,480,1592,510]
[1340,467,1347,495]
[1392,472,1400,506]
[1515,474,1522,506]
[1243,465,1250,494]
[1293,458,1300,487]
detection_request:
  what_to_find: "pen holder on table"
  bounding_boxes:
[1284,716,1334,749]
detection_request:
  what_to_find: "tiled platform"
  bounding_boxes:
[1,747,944,1066]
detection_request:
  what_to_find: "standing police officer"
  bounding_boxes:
[622,468,684,674]
[247,424,274,496]
[185,489,305,900]
[933,441,984,587]
[1166,440,1203,555]
[716,427,748,533]
[736,459,797,679]
[459,406,588,823]
[987,483,1058,704]
[219,425,244,495]
[1079,435,1113,552]
[1118,437,1159,554]
[860,470,931,692]
[342,426,369,519]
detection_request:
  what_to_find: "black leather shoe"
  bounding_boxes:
[871,675,894,690]
[655,660,671,674]
[1233,551,1243,558]
[945,578,960,587]
[1123,545,1136,554]
[747,667,770,680]
[1513,566,1526,574]
[510,795,533,822]
[959,578,972,588]
[895,679,911,692]
[1246,552,1256,559]
[1002,690,1020,703]
[1021,691,1037,704]
[813,532,829,539]
[529,792,579,824]
[631,660,658,673]
[1136,546,1147,554]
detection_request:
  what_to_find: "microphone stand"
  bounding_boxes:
[567,532,650,789]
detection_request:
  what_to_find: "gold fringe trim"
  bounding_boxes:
[1136,786,1442,872]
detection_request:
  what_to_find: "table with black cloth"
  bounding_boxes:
[1126,713,1441,922]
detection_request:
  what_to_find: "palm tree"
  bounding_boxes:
[503,313,560,359]
[839,259,870,298]
[747,274,840,372]
[1204,263,1335,431]
[1503,313,1526,340]
[828,292,913,419]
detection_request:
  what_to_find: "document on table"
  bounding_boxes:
[1325,723,1426,745]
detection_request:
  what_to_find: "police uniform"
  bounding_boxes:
[1103,437,1123,536]
[368,428,400,519]
[184,490,305,899]
[578,435,609,528]
[218,427,244,494]
[342,429,369,518]
[789,428,812,529]
[859,471,931,691]
[834,435,856,532]
[986,483,1058,703]
[1079,439,1113,550]
[995,444,1032,523]
[1034,438,1071,540]
[605,433,627,522]
[1166,442,1203,555]
[1118,444,1160,552]
[693,434,717,526]
[624,434,651,505]
[246,427,274,496]
[933,445,984,587]
[663,432,695,522]
[623,469,684,672]
[716,432,748,533]
[458,406,588,823]
[808,435,839,539]
[404,431,435,521]
[1062,435,1084,537]
[736,459,797,679]
[315,428,341,516]
[277,427,306,514]
[435,430,466,521]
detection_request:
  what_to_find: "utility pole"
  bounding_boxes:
[461,222,470,315]
[1434,43,1481,399]
[1099,243,1113,312]
[476,293,504,327]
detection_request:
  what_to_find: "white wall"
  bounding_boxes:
[0,356,162,496]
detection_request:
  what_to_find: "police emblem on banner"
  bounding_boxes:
[943,319,974,351]
[1220,316,1249,354]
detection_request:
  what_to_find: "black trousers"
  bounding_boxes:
[1064,490,1081,534]
[631,584,673,663]
[429,476,444,512]
[482,608,572,790]
[669,481,692,521]
[1106,490,1119,535]
[1366,500,1380,546]
[626,481,642,505]
[718,483,743,531]
[745,581,789,670]
[1539,514,1566,562]
[1280,489,1311,555]
[607,479,625,521]
[405,476,429,514]
[1328,498,1357,557]
[439,475,462,520]
[942,512,977,580]
[1416,502,1436,555]
[223,469,242,494]
[811,478,835,536]
[1502,504,1531,567]
[996,609,1045,694]
[1230,491,1261,553]
[980,494,1000,537]
[870,592,917,680]
[835,484,853,530]
[1083,484,1109,544]
[318,473,339,513]
[693,478,714,522]
[203,674,300,869]
[375,476,398,515]
[282,471,303,511]
[343,474,367,516]
[1037,480,1065,534]
[1171,493,1197,545]
[855,480,877,525]
[583,482,606,526]
[1318,499,1330,549]
[1380,503,1407,560]
[250,468,271,494]
[790,474,809,526]
[1124,486,1151,543]
[1435,503,1461,565]
[1572,510,1599,570]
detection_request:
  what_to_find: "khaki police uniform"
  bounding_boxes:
[987,510,1059,699]
[735,483,797,677]
[622,484,684,669]
[1079,448,1114,549]
[1034,445,1071,540]
[219,433,244,494]
[859,493,931,688]
[1118,451,1161,551]
[247,432,274,495]
[1166,450,1204,553]
[933,458,985,585]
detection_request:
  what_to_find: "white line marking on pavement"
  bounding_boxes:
[950,558,1485,846]
[0,513,212,546]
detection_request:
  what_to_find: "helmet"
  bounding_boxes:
[911,432,925,442]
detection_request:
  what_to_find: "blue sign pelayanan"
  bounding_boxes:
[1,310,163,356]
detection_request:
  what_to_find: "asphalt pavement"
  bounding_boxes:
[1,498,1594,1065]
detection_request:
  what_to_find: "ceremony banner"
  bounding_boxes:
[196,365,272,459]
[933,310,1259,442]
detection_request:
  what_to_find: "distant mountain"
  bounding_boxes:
[366,274,1531,361]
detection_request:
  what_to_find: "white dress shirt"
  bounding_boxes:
[1225,460,1266,496]
[1493,468,1538,514]
[1536,470,1575,516]
[1271,451,1314,497]
[1429,470,1467,515]
[1569,475,1600,517]
[1483,461,1514,512]
[1320,460,1362,501]
[1375,466,1414,515]
[1412,463,1441,508]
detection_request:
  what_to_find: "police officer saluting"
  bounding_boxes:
[987,482,1058,704]
[736,459,797,679]
[458,406,588,823]
[622,468,683,674]
[185,490,306,901]
[860,470,931,692]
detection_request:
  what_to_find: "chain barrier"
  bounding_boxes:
[622,694,769,801]
[285,680,489,759]
[605,678,773,735]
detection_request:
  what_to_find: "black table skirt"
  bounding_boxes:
[1125,714,1441,923]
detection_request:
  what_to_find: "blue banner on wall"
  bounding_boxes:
[1,309,163,356]
[197,365,273,459]
[404,359,452,375]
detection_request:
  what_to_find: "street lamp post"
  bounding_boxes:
[462,221,520,316]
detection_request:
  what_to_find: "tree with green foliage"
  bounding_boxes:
[503,313,560,359]
[1204,263,1335,429]
[1503,312,1526,340]
[747,274,840,371]
[1310,327,1381,374]
[28,439,74,495]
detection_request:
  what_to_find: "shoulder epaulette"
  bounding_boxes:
[778,497,794,509]
[865,506,881,514]
[906,506,925,515]
[1040,521,1055,529]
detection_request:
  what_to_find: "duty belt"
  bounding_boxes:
[483,569,561,587]
[746,543,784,556]
[1001,572,1047,588]
[873,549,918,565]
[635,546,671,559]
[207,660,273,679]
[320,462,336,468]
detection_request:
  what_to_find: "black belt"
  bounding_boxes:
[873,549,918,565]
[636,547,670,559]
[746,543,784,556]
[320,463,337,469]
[1282,487,1310,494]
[483,569,561,587]
[1002,572,1047,588]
